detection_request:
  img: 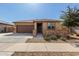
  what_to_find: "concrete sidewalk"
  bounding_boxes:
[1,43,79,52]
[0,43,79,55]
[0,52,14,56]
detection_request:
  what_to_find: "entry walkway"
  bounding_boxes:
[34,33,44,40]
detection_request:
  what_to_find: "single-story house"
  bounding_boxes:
[14,19,68,36]
[0,20,14,33]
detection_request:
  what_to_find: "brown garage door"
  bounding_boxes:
[16,25,34,33]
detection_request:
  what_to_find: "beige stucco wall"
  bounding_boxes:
[0,24,14,33]
[15,22,34,25]
[52,22,63,30]
[42,21,63,35]
[42,22,48,34]
[33,22,37,36]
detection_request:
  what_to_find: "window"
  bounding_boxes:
[48,23,55,29]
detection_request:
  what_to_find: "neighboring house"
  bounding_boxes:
[14,19,68,36]
[0,20,14,33]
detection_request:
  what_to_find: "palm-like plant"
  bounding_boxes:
[61,6,79,33]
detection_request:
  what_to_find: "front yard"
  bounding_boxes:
[1,33,79,56]
[26,34,79,43]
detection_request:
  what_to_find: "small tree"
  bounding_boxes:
[60,6,79,34]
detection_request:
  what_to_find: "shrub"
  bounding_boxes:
[44,34,51,41]
[44,36,51,41]
[56,34,62,39]
[66,35,71,40]
[60,36,67,41]
[50,35,58,40]
[44,34,58,41]
[44,33,68,41]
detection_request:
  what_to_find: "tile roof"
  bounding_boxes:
[34,19,63,21]
[14,19,63,22]
[14,20,33,22]
[0,20,14,25]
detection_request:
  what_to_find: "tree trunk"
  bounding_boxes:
[69,27,73,34]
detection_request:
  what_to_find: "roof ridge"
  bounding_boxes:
[14,19,63,23]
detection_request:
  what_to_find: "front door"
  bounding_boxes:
[37,23,42,33]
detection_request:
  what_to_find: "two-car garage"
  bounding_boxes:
[15,22,34,33]
[16,25,34,33]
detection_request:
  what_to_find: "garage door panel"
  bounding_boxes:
[16,25,33,33]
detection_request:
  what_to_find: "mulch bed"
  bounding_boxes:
[12,51,79,56]
[26,38,79,43]
[26,38,66,43]
[66,39,79,43]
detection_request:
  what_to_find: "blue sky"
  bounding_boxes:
[0,3,79,22]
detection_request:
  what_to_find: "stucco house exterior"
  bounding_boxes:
[0,20,14,33]
[14,19,68,36]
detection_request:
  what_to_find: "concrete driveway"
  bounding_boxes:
[0,33,33,43]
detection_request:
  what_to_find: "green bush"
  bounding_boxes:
[50,35,58,40]
[44,36,51,41]
[44,34,58,41]
[56,34,62,39]
[60,36,67,41]
[44,34,68,41]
